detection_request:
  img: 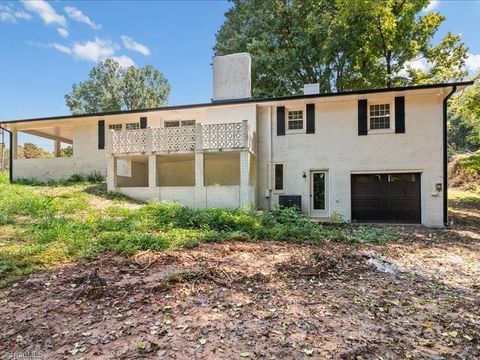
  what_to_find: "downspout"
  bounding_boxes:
[0,125,13,183]
[443,85,457,226]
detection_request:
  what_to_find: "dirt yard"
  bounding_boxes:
[1,201,479,359]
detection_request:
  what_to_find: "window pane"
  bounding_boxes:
[370,116,390,129]
[389,174,416,182]
[313,172,325,210]
[126,123,140,130]
[165,121,180,128]
[181,120,196,127]
[275,164,283,190]
[288,120,303,130]
[287,110,303,130]
[369,104,390,130]
[109,124,122,131]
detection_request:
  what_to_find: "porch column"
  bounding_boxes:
[54,140,61,158]
[239,150,251,207]
[106,155,117,191]
[194,152,206,208]
[12,130,18,159]
[148,154,157,188]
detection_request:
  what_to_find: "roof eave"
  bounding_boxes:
[1,81,474,125]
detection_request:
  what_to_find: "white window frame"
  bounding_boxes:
[286,108,305,134]
[126,122,140,131]
[368,100,394,134]
[180,120,196,127]
[164,120,196,128]
[109,124,122,131]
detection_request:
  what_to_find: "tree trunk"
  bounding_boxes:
[386,50,392,88]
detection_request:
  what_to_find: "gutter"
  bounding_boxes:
[443,85,457,226]
[0,126,13,183]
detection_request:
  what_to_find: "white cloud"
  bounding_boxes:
[398,58,431,78]
[71,37,118,62]
[14,10,32,20]
[0,5,32,23]
[0,11,16,23]
[404,58,430,72]
[21,0,66,27]
[465,53,480,73]
[111,55,135,68]
[47,37,135,67]
[50,42,71,55]
[121,35,150,56]
[424,0,439,12]
[57,27,69,38]
[64,6,100,29]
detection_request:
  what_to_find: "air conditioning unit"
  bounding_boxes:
[278,195,302,211]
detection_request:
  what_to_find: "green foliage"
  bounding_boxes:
[14,172,105,187]
[21,142,52,159]
[215,0,468,95]
[65,59,170,114]
[0,182,397,286]
[457,152,480,174]
[60,146,73,157]
[448,80,480,153]
[0,172,8,184]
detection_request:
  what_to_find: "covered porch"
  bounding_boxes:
[10,122,76,181]
[108,150,257,208]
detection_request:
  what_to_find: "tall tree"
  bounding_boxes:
[214,0,469,95]
[21,143,52,159]
[65,59,170,114]
[448,79,480,152]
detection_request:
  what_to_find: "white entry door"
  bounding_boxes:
[310,171,329,217]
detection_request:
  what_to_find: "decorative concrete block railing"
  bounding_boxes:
[109,129,147,154]
[108,121,256,155]
[150,126,196,152]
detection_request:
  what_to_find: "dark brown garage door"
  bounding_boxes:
[351,173,421,223]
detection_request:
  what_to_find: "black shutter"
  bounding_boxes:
[140,117,147,129]
[98,120,105,150]
[306,104,315,134]
[358,99,368,136]
[277,106,285,136]
[395,96,405,133]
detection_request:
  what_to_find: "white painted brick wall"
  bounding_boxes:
[213,53,251,101]
[255,91,445,227]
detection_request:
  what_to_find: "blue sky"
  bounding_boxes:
[0,0,479,148]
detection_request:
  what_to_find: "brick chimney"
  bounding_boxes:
[212,53,251,101]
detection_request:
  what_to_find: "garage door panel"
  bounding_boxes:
[387,184,418,196]
[386,210,420,223]
[354,198,383,208]
[353,210,385,222]
[387,198,419,208]
[352,173,420,224]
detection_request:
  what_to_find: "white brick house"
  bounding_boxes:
[1,53,472,227]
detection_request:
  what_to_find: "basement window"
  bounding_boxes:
[126,123,140,130]
[369,104,391,130]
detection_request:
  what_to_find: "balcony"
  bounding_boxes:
[107,120,256,155]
